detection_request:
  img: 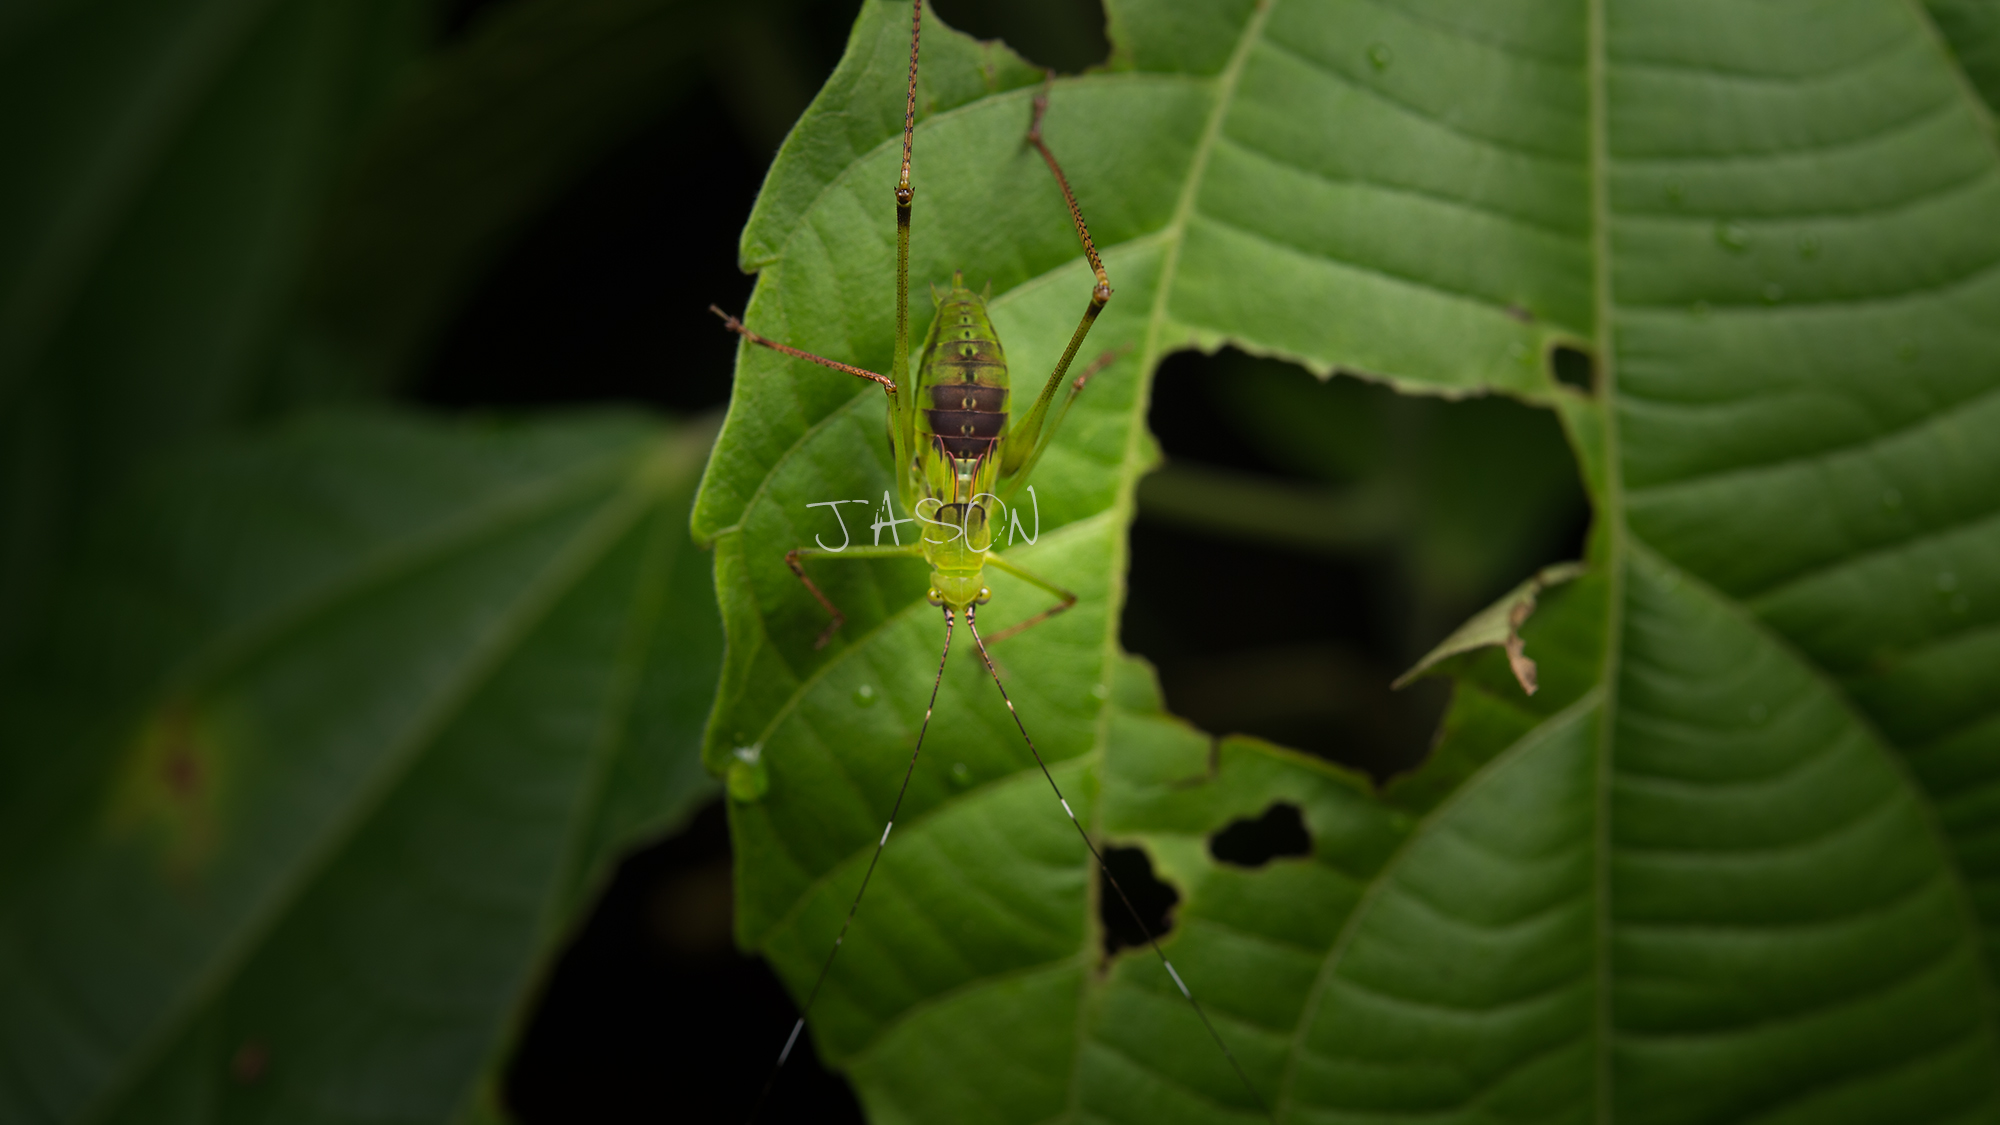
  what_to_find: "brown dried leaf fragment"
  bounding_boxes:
[1393,561,1586,696]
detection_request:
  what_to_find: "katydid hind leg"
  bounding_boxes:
[890,0,921,477]
[1004,73,1114,479]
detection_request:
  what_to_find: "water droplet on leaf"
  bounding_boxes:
[1797,233,1821,259]
[1715,221,1750,252]
[853,684,878,707]
[950,761,973,787]
[727,745,769,802]
[1368,43,1393,69]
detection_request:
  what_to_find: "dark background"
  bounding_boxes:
[415,1,1588,1118]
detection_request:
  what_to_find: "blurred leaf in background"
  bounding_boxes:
[0,0,748,1120]
[1,412,718,1122]
[0,0,1112,1119]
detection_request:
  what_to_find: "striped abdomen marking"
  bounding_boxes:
[927,383,1005,459]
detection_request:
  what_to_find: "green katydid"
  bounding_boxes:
[711,2,1268,1119]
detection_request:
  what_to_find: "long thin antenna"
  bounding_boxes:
[965,607,1272,1120]
[746,606,957,1124]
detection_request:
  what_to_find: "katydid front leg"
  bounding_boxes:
[785,543,925,648]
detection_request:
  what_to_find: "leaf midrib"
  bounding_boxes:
[1584,0,1621,1117]
[1580,1,2000,1116]
[1070,0,1279,1116]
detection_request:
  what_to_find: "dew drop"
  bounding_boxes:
[1368,42,1394,70]
[853,683,878,707]
[949,761,974,787]
[1715,221,1750,252]
[1507,341,1530,364]
[727,745,769,803]
[1797,233,1821,259]
[1937,571,1959,593]
[1882,487,1903,509]
[1761,281,1784,304]
[1091,682,1111,700]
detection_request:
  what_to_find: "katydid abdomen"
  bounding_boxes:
[915,276,1009,607]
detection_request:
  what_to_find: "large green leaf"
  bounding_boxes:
[700,0,2000,1120]
[0,412,720,1124]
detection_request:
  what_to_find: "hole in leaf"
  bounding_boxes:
[1098,845,1178,958]
[1550,345,1594,392]
[1208,802,1312,868]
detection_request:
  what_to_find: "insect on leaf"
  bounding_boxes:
[700,0,2000,1121]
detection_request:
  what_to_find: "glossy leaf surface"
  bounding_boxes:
[0,413,721,1124]
[701,0,2000,1121]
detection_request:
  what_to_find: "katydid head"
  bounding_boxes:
[926,575,990,610]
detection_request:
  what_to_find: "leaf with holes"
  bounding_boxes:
[700,0,2000,1121]
[0,412,721,1124]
